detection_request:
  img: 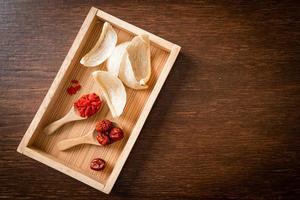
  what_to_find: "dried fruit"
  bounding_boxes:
[74,84,81,91]
[67,79,81,95]
[95,119,124,145]
[71,79,79,84]
[109,127,124,142]
[90,158,106,171]
[67,86,77,95]
[74,93,102,117]
[96,132,110,146]
[95,120,113,133]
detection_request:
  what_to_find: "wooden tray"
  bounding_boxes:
[17,7,180,194]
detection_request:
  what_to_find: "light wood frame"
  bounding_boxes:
[17,7,181,194]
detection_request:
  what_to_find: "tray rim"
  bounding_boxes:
[17,7,181,194]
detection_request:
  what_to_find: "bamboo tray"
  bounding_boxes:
[17,7,180,194]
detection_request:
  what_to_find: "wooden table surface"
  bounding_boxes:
[1,1,300,199]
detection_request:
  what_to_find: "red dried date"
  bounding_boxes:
[94,119,124,146]
[95,120,113,133]
[96,132,110,146]
[90,158,106,171]
[109,127,124,142]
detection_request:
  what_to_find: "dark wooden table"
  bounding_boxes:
[1,1,300,199]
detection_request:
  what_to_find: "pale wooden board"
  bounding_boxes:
[17,7,180,194]
[28,20,169,184]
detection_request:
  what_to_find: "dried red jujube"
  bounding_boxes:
[95,119,124,145]
[96,132,110,146]
[90,158,106,171]
[109,127,124,142]
[95,120,113,133]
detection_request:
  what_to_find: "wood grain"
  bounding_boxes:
[1,1,300,199]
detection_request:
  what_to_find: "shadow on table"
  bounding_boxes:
[111,52,197,196]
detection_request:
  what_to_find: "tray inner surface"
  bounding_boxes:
[28,18,170,184]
